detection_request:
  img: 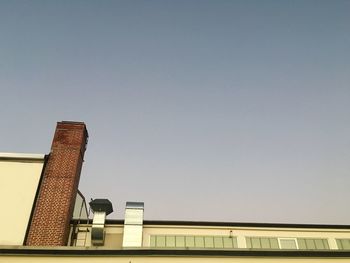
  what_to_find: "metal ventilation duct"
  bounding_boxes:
[89,199,113,246]
[122,202,144,248]
[91,211,106,245]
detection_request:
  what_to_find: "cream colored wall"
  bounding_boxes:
[69,223,350,251]
[0,154,45,245]
[1,255,350,263]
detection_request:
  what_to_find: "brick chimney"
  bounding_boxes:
[26,121,88,246]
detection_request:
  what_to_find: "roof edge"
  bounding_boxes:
[1,247,350,257]
[70,219,350,229]
[0,152,46,161]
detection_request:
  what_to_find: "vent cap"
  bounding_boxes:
[89,199,113,215]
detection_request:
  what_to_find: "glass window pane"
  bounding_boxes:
[214,237,224,248]
[323,239,329,249]
[195,236,205,248]
[280,239,297,249]
[150,236,156,247]
[166,236,175,247]
[232,237,238,248]
[261,238,270,249]
[315,239,325,250]
[223,237,233,248]
[298,239,307,250]
[176,236,185,247]
[337,239,343,249]
[185,236,195,248]
[342,239,350,250]
[157,236,165,247]
[306,239,316,250]
[270,238,279,249]
[246,237,252,248]
[251,237,261,249]
[204,236,214,248]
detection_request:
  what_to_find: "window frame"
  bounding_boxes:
[278,238,299,250]
[149,235,238,249]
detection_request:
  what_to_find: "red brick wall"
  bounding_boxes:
[26,121,88,246]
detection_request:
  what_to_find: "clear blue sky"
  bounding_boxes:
[1,0,349,224]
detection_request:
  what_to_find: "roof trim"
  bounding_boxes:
[70,219,350,230]
[0,152,45,161]
[142,220,350,229]
[1,248,350,257]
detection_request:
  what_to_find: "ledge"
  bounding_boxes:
[71,219,350,230]
[1,247,350,258]
[0,152,45,161]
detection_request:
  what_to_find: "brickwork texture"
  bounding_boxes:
[26,121,88,246]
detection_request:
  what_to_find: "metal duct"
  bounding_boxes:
[122,202,144,248]
[91,211,106,245]
[89,199,113,246]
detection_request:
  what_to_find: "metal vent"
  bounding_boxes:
[122,202,144,248]
[89,199,113,246]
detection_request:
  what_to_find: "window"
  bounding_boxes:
[297,238,329,250]
[246,237,279,249]
[176,236,185,247]
[279,238,298,249]
[204,236,214,248]
[336,239,350,250]
[194,236,204,248]
[214,236,223,248]
[247,237,330,250]
[156,236,165,247]
[223,237,236,248]
[185,236,195,247]
[166,236,175,247]
[150,235,238,249]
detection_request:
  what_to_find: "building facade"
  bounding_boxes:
[1,121,350,262]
